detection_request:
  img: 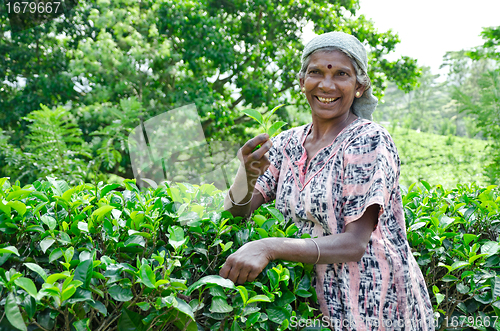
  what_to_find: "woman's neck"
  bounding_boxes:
[308,112,357,144]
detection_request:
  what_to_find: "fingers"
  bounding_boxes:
[248,139,272,161]
[219,250,266,284]
[241,133,270,156]
[219,262,231,279]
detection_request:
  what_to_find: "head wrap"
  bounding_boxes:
[301,31,378,120]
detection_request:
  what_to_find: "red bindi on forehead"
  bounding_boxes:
[327,64,332,69]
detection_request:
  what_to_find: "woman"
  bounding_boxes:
[220,31,434,330]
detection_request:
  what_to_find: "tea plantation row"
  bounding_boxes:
[0,177,499,330]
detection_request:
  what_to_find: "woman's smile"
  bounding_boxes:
[315,95,340,105]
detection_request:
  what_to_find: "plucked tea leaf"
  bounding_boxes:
[267,121,287,137]
[242,109,263,124]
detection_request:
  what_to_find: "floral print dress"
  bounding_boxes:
[255,118,434,330]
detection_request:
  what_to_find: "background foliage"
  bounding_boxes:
[0,0,421,183]
[373,26,500,184]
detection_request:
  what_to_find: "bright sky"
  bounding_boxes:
[302,0,500,78]
[357,0,500,77]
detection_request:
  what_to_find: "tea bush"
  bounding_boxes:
[0,177,499,330]
[403,181,500,330]
[0,177,319,331]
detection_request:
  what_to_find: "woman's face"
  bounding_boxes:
[300,50,364,122]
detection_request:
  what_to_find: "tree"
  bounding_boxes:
[447,26,500,183]
[373,67,454,135]
[1,0,422,183]
[0,0,87,146]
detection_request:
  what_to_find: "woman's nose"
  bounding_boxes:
[318,75,336,92]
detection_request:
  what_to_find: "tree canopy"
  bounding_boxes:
[0,0,421,183]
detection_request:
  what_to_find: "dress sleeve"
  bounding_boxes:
[341,126,400,226]
[254,131,289,203]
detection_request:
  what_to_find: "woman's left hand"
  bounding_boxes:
[219,239,273,284]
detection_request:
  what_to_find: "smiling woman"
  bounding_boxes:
[221,32,434,330]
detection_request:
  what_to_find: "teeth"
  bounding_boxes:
[317,96,338,103]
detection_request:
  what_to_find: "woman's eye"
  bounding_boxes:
[308,70,319,74]
[339,71,347,76]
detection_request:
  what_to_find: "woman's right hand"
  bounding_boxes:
[237,133,273,184]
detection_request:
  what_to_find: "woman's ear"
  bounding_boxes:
[299,78,304,90]
[355,83,365,98]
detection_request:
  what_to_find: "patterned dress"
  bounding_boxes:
[255,118,434,330]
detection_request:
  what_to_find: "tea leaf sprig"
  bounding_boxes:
[243,104,287,138]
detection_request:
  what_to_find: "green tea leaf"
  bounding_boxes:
[14,278,38,298]
[41,215,57,230]
[89,301,108,316]
[450,261,470,271]
[49,248,64,263]
[101,184,121,197]
[168,226,187,250]
[266,306,290,325]
[256,228,268,238]
[74,260,93,289]
[92,205,115,222]
[47,177,70,196]
[252,215,267,227]
[46,272,69,284]
[492,276,500,300]
[24,263,47,281]
[185,275,234,295]
[236,286,248,305]
[242,109,263,125]
[40,238,55,253]
[267,268,279,290]
[5,292,27,331]
[267,121,287,138]
[73,319,90,331]
[139,264,156,289]
[64,247,74,264]
[21,296,36,320]
[117,307,147,331]
[265,206,284,222]
[7,201,26,216]
[421,180,431,191]
[209,296,233,313]
[441,275,458,282]
[247,295,271,304]
[136,302,150,311]
[108,285,133,302]
[267,104,286,118]
[124,235,145,247]
[6,189,33,201]
[0,246,19,256]
[163,299,197,331]
[62,285,77,302]
[481,241,499,256]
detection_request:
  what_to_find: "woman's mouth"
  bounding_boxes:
[315,96,339,104]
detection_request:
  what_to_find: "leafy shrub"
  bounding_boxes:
[404,181,500,330]
[1,176,499,330]
[0,177,319,331]
[0,105,91,185]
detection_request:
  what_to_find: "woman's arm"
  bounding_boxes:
[224,133,271,218]
[219,204,379,284]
